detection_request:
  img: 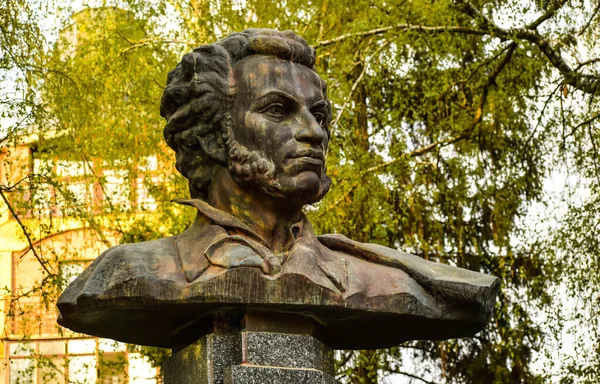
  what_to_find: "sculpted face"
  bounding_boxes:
[229,55,330,206]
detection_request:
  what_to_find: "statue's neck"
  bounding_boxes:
[207,168,303,253]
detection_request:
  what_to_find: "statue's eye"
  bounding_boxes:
[312,112,326,126]
[264,104,285,118]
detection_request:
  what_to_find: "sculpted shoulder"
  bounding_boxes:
[58,236,183,308]
[317,233,500,325]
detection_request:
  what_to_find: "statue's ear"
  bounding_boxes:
[198,130,227,164]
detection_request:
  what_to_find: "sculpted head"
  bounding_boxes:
[160,29,332,208]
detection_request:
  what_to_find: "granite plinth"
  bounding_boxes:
[163,334,242,384]
[242,332,333,374]
[225,366,338,384]
[163,330,337,384]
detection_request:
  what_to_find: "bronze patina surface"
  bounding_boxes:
[57,29,500,350]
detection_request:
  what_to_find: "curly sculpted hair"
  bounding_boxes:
[160,29,331,199]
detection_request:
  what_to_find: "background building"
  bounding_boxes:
[0,138,160,383]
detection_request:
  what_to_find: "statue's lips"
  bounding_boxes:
[290,157,324,166]
[287,150,325,167]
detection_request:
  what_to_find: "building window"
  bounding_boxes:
[9,357,34,384]
[60,261,87,289]
[98,352,128,384]
[5,339,158,383]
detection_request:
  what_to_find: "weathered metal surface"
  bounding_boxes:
[57,28,500,351]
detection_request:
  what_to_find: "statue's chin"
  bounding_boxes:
[276,172,331,207]
[231,171,329,209]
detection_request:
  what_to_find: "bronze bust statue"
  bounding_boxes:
[58,29,499,350]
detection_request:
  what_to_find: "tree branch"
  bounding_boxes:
[436,42,515,102]
[453,0,600,95]
[527,0,568,30]
[0,189,52,275]
[115,30,134,45]
[388,370,440,384]
[473,42,517,122]
[577,1,600,37]
[525,82,562,147]
[565,112,600,140]
[588,124,600,180]
[318,42,515,219]
[453,0,497,32]
[0,174,38,192]
[314,23,486,48]
[316,1,598,95]
[316,131,469,218]
[576,57,600,71]
[335,350,355,370]
[330,42,388,135]
[330,63,367,134]
[77,155,120,248]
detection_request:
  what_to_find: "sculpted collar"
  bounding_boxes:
[173,197,305,250]
[171,198,346,292]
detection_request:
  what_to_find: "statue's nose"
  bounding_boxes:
[294,111,327,145]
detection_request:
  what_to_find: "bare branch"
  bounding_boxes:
[386,369,440,384]
[0,189,53,276]
[314,23,487,48]
[330,43,389,135]
[577,1,600,37]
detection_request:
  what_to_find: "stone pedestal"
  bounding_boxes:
[163,331,337,384]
